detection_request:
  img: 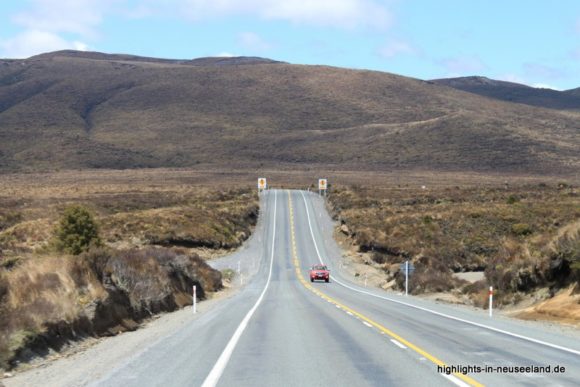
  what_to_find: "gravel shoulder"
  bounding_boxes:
[2,286,239,386]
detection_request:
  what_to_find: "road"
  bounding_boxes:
[6,190,580,386]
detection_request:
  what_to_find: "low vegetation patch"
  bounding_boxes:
[329,183,579,306]
[0,174,259,371]
[0,185,258,257]
[0,247,220,370]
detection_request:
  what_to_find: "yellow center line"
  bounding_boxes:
[286,191,484,387]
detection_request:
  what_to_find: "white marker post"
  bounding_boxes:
[193,285,197,314]
[237,260,241,274]
[405,261,409,296]
[489,286,493,317]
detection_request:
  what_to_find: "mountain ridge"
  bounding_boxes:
[0,51,578,174]
[432,76,580,110]
[27,50,284,66]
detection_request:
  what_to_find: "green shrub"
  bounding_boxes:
[506,195,519,204]
[221,268,236,282]
[511,223,533,236]
[55,205,101,255]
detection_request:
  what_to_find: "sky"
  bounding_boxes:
[1,0,579,90]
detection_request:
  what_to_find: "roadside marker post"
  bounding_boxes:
[193,285,197,314]
[489,286,493,317]
[405,261,409,296]
[401,261,414,296]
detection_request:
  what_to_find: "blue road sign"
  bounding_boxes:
[400,262,415,274]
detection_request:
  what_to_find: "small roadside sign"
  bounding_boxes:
[400,262,415,274]
[258,178,267,191]
[402,260,414,296]
[318,179,327,190]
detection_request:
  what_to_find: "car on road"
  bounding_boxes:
[309,264,330,283]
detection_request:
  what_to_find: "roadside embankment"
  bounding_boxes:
[327,182,580,324]
[0,247,221,371]
[0,175,259,372]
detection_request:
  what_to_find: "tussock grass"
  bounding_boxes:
[329,182,580,304]
[0,171,258,370]
[0,255,105,369]
[0,177,258,258]
[0,247,221,370]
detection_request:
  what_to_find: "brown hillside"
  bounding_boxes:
[0,51,578,173]
[565,87,580,97]
[432,76,580,110]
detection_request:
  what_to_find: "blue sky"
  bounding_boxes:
[1,0,579,90]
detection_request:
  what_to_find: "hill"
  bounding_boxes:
[432,76,580,110]
[0,51,579,174]
[565,87,580,97]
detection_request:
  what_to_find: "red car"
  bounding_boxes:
[309,264,330,283]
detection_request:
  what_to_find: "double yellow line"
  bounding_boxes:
[287,192,484,387]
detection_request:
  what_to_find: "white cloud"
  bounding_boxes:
[439,55,487,76]
[11,0,113,38]
[0,0,111,58]
[377,39,416,58]
[238,32,272,52]
[216,51,236,57]
[0,30,89,58]
[180,0,392,30]
[125,4,155,19]
[497,74,561,90]
[532,83,560,90]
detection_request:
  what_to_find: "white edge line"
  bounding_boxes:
[441,373,471,387]
[390,339,407,349]
[362,321,373,328]
[299,191,580,357]
[202,190,278,387]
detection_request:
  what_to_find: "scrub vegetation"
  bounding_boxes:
[0,51,578,174]
[0,170,258,370]
[329,182,580,310]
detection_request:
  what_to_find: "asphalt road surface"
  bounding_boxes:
[7,190,580,386]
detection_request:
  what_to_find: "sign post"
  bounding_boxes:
[489,286,493,317]
[400,261,415,296]
[193,285,197,314]
[258,178,267,192]
[405,261,409,296]
[318,178,327,197]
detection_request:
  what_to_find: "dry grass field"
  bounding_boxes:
[0,168,578,368]
[0,169,259,370]
[327,177,580,325]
